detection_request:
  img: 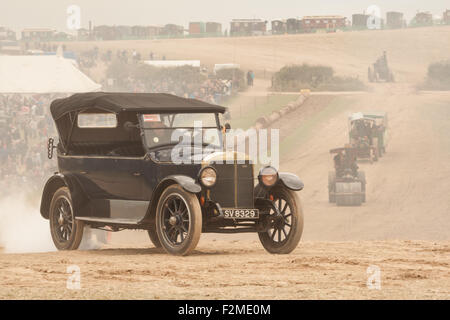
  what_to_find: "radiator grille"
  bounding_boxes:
[209,161,254,208]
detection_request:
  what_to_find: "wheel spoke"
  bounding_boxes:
[270,228,276,240]
[179,200,186,212]
[278,229,281,242]
[281,202,288,215]
[281,227,288,238]
[180,230,185,242]
[168,227,177,242]
[167,204,175,216]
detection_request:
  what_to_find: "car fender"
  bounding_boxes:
[142,175,201,223]
[40,173,89,219]
[255,172,304,194]
[277,172,304,191]
[161,175,202,194]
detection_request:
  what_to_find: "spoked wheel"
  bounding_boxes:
[49,187,84,250]
[258,188,304,254]
[156,185,202,256]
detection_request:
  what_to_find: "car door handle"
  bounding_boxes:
[133,172,142,177]
[80,171,88,175]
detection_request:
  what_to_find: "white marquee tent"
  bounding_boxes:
[143,60,201,68]
[0,55,101,94]
[213,63,241,74]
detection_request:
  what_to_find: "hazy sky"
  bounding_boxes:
[1,0,448,34]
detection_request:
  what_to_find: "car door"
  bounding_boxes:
[81,156,145,201]
[59,155,145,201]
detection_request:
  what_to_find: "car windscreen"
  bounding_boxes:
[140,113,222,149]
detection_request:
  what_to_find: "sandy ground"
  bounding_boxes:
[0,239,449,300]
[1,27,449,300]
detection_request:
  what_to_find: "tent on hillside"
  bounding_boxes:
[0,55,101,94]
[143,60,201,68]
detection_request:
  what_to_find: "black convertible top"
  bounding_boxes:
[50,92,226,120]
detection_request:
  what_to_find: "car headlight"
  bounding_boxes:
[199,167,217,188]
[259,166,279,187]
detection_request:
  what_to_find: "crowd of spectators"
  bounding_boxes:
[106,76,235,105]
[73,47,242,105]
[0,94,61,195]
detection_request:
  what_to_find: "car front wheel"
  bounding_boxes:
[155,185,202,256]
[258,187,304,254]
[49,187,84,250]
[147,226,162,248]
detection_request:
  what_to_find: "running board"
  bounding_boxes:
[76,217,141,225]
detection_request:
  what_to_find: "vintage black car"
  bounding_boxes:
[40,92,304,255]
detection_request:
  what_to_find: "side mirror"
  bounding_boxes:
[224,123,231,132]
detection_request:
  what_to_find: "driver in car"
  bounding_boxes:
[146,120,171,146]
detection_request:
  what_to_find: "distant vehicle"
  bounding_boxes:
[362,111,388,156]
[328,146,366,206]
[348,113,380,162]
[40,92,305,256]
[368,51,395,82]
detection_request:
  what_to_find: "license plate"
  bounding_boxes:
[223,209,259,219]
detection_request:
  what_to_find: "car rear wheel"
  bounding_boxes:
[258,188,303,254]
[156,185,202,256]
[49,187,84,250]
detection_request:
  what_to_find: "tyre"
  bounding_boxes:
[147,226,162,248]
[155,185,202,256]
[358,171,366,203]
[49,187,84,250]
[328,171,336,203]
[258,187,304,254]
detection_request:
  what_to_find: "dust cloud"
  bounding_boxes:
[0,193,56,253]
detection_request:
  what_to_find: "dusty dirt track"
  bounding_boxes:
[1,28,450,300]
[275,84,450,241]
[0,240,449,299]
